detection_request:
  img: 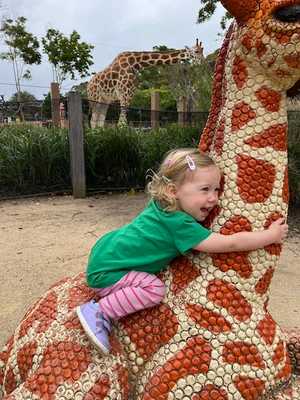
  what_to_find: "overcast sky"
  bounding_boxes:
[0,0,225,100]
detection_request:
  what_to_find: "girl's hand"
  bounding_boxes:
[268,218,288,243]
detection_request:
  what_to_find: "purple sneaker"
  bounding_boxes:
[76,300,111,354]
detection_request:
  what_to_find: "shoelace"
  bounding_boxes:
[95,311,111,334]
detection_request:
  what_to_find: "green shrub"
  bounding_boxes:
[0,124,70,195]
[0,115,300,207]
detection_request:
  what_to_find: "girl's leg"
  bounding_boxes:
[96,271,166,319]
[77,271,165,353]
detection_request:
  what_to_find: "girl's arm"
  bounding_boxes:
[194,218,288,253]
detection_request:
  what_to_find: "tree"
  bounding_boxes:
[198,0,232,29]
[9,90,37,103]
[0,17,41,118]
[42,28,94,86]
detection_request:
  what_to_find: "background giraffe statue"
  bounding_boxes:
[1,0,300,399]
[87,40,203,127]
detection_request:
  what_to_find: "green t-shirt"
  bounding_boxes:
[87,200,211,288]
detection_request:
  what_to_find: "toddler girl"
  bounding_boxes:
[76,148,288,353]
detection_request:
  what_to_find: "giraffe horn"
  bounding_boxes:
[196,38,199,46]
[220,0,258,24]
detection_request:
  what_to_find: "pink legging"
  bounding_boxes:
[95,271,165,320]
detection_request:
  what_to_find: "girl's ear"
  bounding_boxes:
[167,183,177,198]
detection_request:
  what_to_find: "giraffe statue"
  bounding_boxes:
[1,0,300,399]
[87,40,203,127]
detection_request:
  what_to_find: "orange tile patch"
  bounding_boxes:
[222,341,265,368]
[234,376,265,400]
[24,341,92,399]
[214,118,226,156]
[275,355,292,382]
[192,384,228,400]
[17,342,38,382]
[272,340,285,366]
[64,314,82,331]
[284,54,300,69]
[255,267,275,295]
[207,279,252,322]
[212,252,252,278]
[142,336,212,400]
[120,304,178,361]
[241,33,254,51]
[255,87,282,112]
[231,101,256,132]
[4,367,17,395]
[212,215,253,278]
[233,56,248,89]
[186,303,232,334]
[257,313,277,345]
[83,374,110,400]
[67,284,95,311]
[282,166,289,204]
[170,256,201,295]
[0,337,14,387]
[255,39,267,58]
[245,123,287,151]
[236,155,276,203]
[18,292,58,340]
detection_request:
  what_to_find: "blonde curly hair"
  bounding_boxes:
[147,148,217,212]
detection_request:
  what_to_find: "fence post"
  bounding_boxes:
[68,92,86,198]
[51,82,61,127]
[177,96,188,127]
[151,91,160,129]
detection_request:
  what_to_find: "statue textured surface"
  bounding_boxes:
[1,0,300,398]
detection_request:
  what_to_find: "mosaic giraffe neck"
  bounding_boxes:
[1,1,300,399]
[87,41,203,127]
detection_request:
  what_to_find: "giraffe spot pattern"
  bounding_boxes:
[222,341,266,368]
[170,256,201,295]
[142,336,212,400]
[82,374,111,400]
[231,101,256,132]
[244,123,287,151]
[192,384,229,400]
[282,166,289,204]
[272,341,285,366]
[233,376,265,400]
[255,87,282,112]
[257,313,277,345]
[212,215,253,278]
[255,267,275,295]
[233,56,248,89]
[207,280,252,322]
[18,292,58,340]
[236,155,276,203]
[24,341,92,399]
[17,342,38,382]
[186,303,232,334]
[213,117,226,156]
[120,304,179,361]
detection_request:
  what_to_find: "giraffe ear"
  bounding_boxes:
[220,0,258,24]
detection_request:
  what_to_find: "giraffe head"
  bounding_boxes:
[185,39,204,65]
[220,0,300,95]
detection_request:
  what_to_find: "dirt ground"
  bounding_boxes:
[0,193,299,349]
